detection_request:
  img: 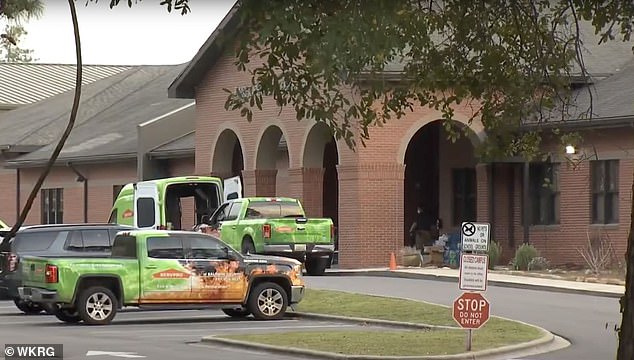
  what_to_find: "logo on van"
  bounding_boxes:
[122,209,134,218]
[153,269,191,279]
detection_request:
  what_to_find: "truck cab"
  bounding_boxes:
[109,175,242,231]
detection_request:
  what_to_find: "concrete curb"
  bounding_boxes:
[285,311,460,330]
[201,321,555,360]
[324,270,623,299]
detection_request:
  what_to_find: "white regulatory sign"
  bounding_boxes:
[459,254,489,292]
[461,222,490,252]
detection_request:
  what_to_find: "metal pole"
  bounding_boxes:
[466,329,472,351]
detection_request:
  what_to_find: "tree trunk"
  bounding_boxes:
[616,175,634,359]
[3,0,82,241]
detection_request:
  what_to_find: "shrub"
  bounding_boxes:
[528,256,550,271]
[512,244,539,271]
[487,241,503,270]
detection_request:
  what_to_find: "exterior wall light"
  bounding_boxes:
[565,145,576,154]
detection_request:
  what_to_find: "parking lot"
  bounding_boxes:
[0,300,358,360]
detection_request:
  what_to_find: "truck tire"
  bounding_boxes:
[241,238,256,255]
[305,258,328,276]
[247,282,288,320]
[53,307,82,323]
[13,298,44,315]
[77,286,118,325]
[222,307,251,318]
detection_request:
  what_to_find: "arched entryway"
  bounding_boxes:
[212,128,244,180]
[403,120,479,246]
[255,125,289,196]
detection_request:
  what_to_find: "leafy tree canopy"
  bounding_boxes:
[217,0,634,162]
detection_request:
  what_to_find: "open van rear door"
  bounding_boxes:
[134,181,160,229]
[224,176,242,201]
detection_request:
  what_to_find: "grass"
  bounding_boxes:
[218,289,544,356]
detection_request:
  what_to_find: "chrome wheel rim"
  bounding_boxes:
[257,288,283,317]
[85,292,113,321]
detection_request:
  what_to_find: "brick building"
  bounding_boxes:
[166,8,634,268]
[0,64,198,229]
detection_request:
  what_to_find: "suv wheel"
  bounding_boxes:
[77,286,118,325]
[13,298,43,315]
[222,307,251,318]
[247,282,287,320]
[53,306,82,323]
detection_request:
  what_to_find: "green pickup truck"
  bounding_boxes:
[204,197,335,276]
[16,229,305,325]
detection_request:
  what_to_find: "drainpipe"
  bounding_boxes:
[16,168,20,221]
[488,164,494,242]
[522,161,530,245]
[67,163,88,223]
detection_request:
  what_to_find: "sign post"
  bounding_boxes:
[452,292,491,351]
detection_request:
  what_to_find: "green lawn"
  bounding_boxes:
[218,289,545,357]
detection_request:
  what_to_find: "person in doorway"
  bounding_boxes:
[410,205,434,251]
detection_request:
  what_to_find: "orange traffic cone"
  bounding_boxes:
[389,252,397,271]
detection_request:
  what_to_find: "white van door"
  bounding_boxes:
[223,176,242,201]
[134,181,160,229]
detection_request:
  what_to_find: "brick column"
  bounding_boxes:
[476,163,490,223]
[241,169,277,197]
[337,163,405,269]
[287,167,325,217]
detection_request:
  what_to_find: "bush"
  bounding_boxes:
[528,256,550,271]
[512,244,539,271]
[487,241,503,270]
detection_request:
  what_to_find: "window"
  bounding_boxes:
[187,236,229,259]
[81,230,112,251]
[592,160,619,224]
[452,168,477,225]
[14,231,67,252]
[136,198,156,228]
[210,203,231,224]
[529,163,560,225]
[41,188,63,224]
[244,201,304,219]
[113,185,124,204]
[108,209,117,224]
[225,202,243,221]
[147,236,184,259]
[111,235,137,258]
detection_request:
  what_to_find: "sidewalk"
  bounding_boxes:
[325,266,625,298]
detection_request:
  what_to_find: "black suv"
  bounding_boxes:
[0,223,134,314]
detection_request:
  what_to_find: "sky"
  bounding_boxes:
[10,0,236,65]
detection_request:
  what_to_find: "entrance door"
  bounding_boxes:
[134,181,160,230]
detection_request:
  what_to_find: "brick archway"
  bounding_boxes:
[211,128,244,178]
[251,125,288,197]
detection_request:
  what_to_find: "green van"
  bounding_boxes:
[109,175,242,230]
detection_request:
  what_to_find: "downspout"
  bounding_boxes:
[508,165,515,249]
[67,163,88,223]
[16,168,20,222]
[488,164,495,242]
[522,161,530,245]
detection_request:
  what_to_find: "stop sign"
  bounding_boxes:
[452,292,490,329]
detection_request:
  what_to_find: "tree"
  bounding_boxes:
[1,24,37,62]
[220,1,634,359]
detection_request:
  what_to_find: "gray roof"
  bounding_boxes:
[3,64,192,167]
[0,63,132,108]
[148,131,195,159]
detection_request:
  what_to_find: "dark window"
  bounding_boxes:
[452,168,477,225]
[225,202,242,221]
[136,198,156,228]
[111,235,137,258]
[187,236,229,259]
[147,236,185,259]
[592,160,619,224]
[66,231,84,251]
[210,203,230,224]
[41,188,63,224]
[81,230,111,251]
[108,209,117,224]
[244,201,304,219]
[529,162,560,225]
[13,231,66,252]
[113,185,124,204]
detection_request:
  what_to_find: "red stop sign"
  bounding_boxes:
[453,292,490,329]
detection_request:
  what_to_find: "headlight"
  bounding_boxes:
[293,264,303,276]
